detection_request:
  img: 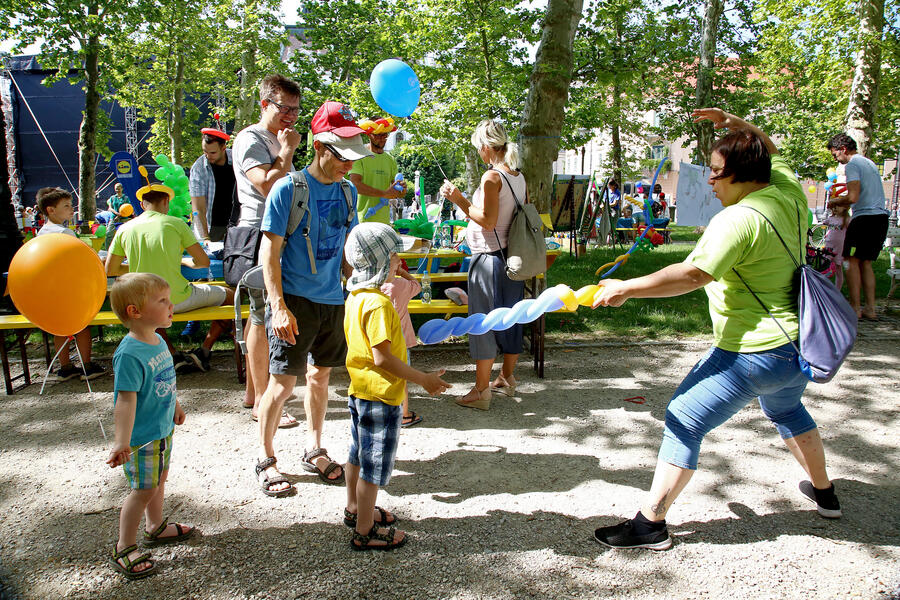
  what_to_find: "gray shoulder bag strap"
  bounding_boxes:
[492,169,525,258]
[730,203,803,352]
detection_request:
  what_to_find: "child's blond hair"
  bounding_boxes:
[110,273,169,324]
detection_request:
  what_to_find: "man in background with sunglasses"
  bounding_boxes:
[253,101,373,496]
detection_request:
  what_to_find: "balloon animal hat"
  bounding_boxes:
[135,165,175,202]
[201,112,230,142]
[358,116,397,135]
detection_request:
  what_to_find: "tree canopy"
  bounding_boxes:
[2,0,898,210]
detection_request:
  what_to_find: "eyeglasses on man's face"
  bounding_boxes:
[265,99,300,116]
[323,144,352,163]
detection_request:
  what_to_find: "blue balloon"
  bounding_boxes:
[370,59,420,118]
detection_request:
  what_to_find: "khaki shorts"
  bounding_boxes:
[266,294,346,378]
[173,283,227,313]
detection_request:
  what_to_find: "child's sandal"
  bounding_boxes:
[343,506,397,528]
[143,518,195,547]
[350,524,407,551]
[109,543,157,580]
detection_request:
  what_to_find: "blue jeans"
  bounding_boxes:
[658,342,816,470]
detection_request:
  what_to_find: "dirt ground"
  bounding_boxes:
[0,317,898,600]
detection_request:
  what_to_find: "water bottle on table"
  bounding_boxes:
[421,271,432,304]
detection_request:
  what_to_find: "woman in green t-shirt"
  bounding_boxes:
[590,109,840,551]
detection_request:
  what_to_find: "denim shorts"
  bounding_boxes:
[346,395,402,487]
[658,342,816,470]
[123,434,172,489]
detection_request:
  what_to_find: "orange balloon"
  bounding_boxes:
[7,234,107,336]
[119,203,134,217]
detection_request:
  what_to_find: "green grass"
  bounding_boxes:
[666,224,705,243]
[19,244,896,357]
[544,244,711,339]
[544,241,896,339]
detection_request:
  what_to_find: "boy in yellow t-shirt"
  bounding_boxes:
[342,223,449,551]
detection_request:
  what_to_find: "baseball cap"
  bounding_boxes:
[310,101,366,137]
[314,131,373,161]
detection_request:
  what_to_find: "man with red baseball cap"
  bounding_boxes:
[253,100,372,497]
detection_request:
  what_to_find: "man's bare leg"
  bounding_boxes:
[256,372,298,494]
[304,364,342,480]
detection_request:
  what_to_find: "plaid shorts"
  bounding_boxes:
[123,434,172,489]
[347,395,402,487]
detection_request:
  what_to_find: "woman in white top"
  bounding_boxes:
[440,120,527,411]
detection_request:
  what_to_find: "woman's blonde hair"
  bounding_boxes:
[471,119,519,170]
[110,273,169,324]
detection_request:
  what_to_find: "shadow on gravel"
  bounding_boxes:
[19,510,676,600]
[389,446,648,502]
[0,563,21,600]
[666,478,900,548]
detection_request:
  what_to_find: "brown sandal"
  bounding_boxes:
[255,456,293,497]
[343,506,397,528]
[143,518,195,547]
[350,524,407,551]
[109,543,156,579]
[301,448,345,484]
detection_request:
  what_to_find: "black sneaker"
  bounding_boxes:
[80,361,106,381]
[593,518,673,551]
[55,364,81,381]
[799,480,842,518]
[171,352,191,369]
[186,347,211,372]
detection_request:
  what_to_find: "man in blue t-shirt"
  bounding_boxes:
[827,133,889,320]
[254,101,372,497]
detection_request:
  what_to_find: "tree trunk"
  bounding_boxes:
[234,2,259,133]
[77,31,101,229]
[464,146,483,196]
[171,49,185,165]
[611,81,623,185]
[518,0,584,214]
[235,44,258,132]
[694,0,723,166]
[611,11,623,186]
[845,0,884,156]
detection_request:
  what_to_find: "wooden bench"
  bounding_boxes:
[399,250,560,378]
[0,304,250,395]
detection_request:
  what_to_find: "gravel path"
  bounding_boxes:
[0,320,898,600]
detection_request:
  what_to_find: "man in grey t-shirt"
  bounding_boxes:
[231,74,302,427]
[827,133,889,320]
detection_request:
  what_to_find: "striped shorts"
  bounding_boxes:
[123,434,173,489]
[347,395,401,487]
